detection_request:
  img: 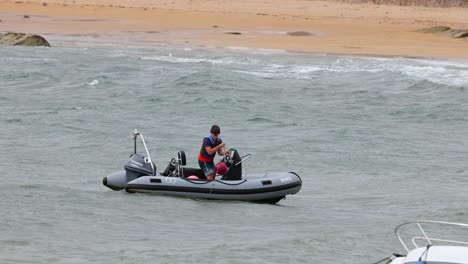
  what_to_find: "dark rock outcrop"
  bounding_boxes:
[0,32,50,47]
[451,29,468,38]
[416,26,451,34]
[416,26,468,39]
[287,31,314,36]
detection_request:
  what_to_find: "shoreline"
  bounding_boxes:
[1,0,468,60]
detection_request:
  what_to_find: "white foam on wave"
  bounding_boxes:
[140,55,210,63]
[322,56,468,86]
[395,64,460,85]
[361,57,468,87]
[235,64,323,79]
[87,80,99,86]
[6,57,59,63]
[225,46,289,55]
[138,54,259,66]
[106,45,468,87]
[234,55,468,86]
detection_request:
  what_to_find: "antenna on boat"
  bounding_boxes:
[133,129,140,154]
[132,129,155,175]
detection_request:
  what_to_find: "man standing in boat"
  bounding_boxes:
[198,125,228,181]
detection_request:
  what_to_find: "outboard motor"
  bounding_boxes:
[103,129,157,191]
[222,149,243,180]
[124,153,156,178]
[103,153,156,191]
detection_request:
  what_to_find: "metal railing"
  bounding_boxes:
[132,129,189,177]
[132,129,155,175]
[394,220,468,253]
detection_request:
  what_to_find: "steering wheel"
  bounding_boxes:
[223,150,234,167]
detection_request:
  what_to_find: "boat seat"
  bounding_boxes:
[181,167,206,179]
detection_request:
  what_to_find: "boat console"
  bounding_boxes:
[127,129,250,181]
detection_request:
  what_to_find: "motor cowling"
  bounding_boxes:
[124,153,156,178]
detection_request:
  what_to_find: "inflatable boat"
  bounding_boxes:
[103,130,302,204]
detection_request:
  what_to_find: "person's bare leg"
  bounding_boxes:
[207,173,215,181]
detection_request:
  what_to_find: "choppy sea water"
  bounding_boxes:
[1,41,468,264]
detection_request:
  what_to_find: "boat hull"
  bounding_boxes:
[105,171,301,204]
[388,246,468,264]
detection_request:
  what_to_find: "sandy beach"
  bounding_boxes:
[1,0,468,59]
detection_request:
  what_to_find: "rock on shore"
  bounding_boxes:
[0,32,50,47]
[416,26,451,34]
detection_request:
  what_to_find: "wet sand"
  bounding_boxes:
[1,0,468,59]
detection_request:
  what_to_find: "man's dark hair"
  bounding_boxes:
[210,125,221,135]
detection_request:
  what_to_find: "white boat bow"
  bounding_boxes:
[380,220,468,264]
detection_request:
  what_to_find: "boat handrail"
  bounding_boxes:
[236,154,251,166]
[132,129,155,175]
[395,220,468,253]
[411,236,468,248]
